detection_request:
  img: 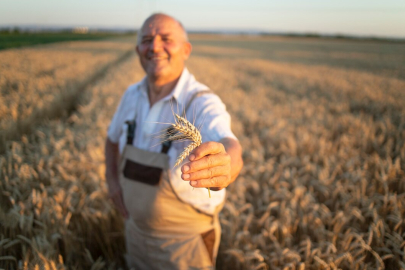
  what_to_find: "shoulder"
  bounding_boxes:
[116,81,144,111]
[112,80,144,120]
[107,80,144,141]
[122,81,142,100]
[183,71,222,107]
[188,89,224,112]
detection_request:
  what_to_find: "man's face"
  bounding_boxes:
[136,16,191,84]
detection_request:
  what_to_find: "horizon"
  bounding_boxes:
[2,24,404,41]
[1,0,405,39]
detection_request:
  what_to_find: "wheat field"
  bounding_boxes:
[0,35,404,270]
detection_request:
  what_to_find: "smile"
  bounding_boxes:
[150,56,167,61]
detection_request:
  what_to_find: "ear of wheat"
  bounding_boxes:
[163,113,211,198]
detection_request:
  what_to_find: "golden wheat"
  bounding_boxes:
[0,38,139,270]
[0,41,132,131]
[162,113,212,197]
[158,112,202,167]
[1,35,404,269]
[175,141,199,167]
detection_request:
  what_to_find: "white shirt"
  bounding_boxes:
[107,68,236,214]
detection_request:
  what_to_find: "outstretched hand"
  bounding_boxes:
[181,141,232,191]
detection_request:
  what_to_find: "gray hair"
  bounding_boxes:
[136,13,189,46]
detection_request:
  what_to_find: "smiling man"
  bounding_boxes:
[105,13,243,269]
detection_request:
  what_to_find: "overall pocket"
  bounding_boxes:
[123,159,162,186]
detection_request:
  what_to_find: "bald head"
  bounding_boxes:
[135,12,192,86]
[137,13,188,46]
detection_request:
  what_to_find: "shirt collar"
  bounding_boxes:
[169,67,190,107]
[137,68,191,108]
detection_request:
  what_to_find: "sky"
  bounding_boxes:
[1,0,405,38]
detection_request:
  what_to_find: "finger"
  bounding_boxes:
[189,141,225,161]
[209,187,224,191]
[182,165,229,181]
[189,175,230,189]
[182,153,230,173]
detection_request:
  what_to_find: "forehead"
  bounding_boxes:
[140,17,182,37]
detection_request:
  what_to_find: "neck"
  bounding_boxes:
[147,76,181,107]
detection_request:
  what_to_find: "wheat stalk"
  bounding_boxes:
[164,113,211,198]
[175,141,199,167]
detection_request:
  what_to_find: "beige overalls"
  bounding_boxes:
[119,91,222,270]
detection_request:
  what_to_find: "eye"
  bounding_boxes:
[162,36,172,43]
[142,38,152,44]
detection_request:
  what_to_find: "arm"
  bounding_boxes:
[220,137,244,183]
[181,137,243,191]
[105,138,128,218]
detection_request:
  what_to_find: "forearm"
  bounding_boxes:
[220,137,243,183]
[105,138,120,192]
[105,137,129,218]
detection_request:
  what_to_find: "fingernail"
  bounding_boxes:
[183,174,190,179]
[189,154,195,161]
[190,181,197,186]
[183,165,189,172]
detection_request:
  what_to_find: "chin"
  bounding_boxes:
[147,68,169,80]
[148,66,165,75]
[145,65,182,82]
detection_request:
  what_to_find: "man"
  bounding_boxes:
[105,13,243,269]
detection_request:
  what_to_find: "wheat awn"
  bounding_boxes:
[162,112,211,197]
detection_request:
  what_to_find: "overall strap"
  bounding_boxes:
[185,90,213,113]
[125,120,136,145]
[125,93,142,145]
[161,89,213,154]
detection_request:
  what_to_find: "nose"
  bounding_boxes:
[150,37,163,52]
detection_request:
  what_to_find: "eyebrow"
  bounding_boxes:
[142,33,172,39]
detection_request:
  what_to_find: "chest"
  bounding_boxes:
[118,97,188,156]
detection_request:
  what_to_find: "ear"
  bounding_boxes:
[183,42,192,60]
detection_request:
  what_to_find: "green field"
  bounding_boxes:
[0,32,129,50]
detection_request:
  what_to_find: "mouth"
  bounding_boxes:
[149,55,167,62]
